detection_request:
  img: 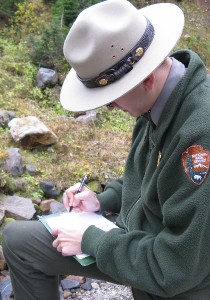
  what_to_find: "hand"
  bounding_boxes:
[63,183,100,213]
[52,222,89,256]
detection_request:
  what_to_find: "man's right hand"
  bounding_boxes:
[63,183,100,213]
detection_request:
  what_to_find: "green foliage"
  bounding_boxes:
[29,0,101,70]
[0,37,40,113]
[28,24,67,69]
[22,174,44,199]
[53,0,101,28]
[9,0,50,39]
[42,0,57,3]
[4,0,102,71]
[0,170,8,189]
[0,0,24,19]
[0,36,67,117]
[97,107,135,132]
[4,218,15,223]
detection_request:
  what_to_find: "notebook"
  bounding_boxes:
[39,211,118,266]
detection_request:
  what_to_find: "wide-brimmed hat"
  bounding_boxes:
[60,0,184,112]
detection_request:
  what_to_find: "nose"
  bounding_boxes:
[106,101,116,110]
[106,101,123,111]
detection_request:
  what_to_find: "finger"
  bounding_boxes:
[65,183,81,194]
[51,228,58,237]
[52,238,59,248]
[63,191,71,210]
[73,207,82,212]
[64,184,82,210]
[57,245,62,252]
[61,247,69,256]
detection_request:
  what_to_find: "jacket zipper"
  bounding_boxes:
[125,198,141,230]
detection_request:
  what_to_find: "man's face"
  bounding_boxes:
[106,81,154,117]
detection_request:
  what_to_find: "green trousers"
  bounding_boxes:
[2,221,210,300]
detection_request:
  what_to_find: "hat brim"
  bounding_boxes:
[60,3,184,112]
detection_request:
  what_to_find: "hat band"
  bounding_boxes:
[78,18,154,88]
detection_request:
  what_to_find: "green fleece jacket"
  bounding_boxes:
[81,50,210,297]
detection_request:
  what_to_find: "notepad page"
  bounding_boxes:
[45,212,118,259]
[45,212,117,231]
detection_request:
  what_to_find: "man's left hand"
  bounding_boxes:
[52,223,89,256]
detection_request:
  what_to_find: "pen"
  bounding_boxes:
[69,175,88,212]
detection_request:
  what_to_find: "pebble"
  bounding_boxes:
[91,282,100,289]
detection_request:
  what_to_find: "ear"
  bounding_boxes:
[142,73,155,91]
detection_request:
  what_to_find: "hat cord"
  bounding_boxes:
[78,18,155,88]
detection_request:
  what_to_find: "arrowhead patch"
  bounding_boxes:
[182,145,210,185]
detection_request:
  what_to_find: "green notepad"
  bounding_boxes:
[39,211,117,266]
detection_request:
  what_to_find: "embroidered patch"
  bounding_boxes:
[182,145,210,185]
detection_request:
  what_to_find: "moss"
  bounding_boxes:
[87,181,103,194]
[4,217,15,223]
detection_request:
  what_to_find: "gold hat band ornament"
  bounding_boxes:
[136,47,144,57]
[78,18,154,88]
[99,78,108,86]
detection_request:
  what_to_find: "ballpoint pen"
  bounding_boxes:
[69,175,88,212]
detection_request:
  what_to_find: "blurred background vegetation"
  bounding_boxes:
[0,0,209,198]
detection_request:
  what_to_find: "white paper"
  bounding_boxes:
[46,212,117,259]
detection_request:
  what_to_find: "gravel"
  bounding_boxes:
[60,279,134,300]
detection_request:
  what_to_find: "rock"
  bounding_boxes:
[25,164,39,175]
[3,195,36,220]
[39,181,61,199]
[60,278,80,290]
[39,199,53,213]
[65,275,85,285]
[0,246,6,271]
[45,188,61,199]
[5,148,24,176]
[36,68,58,89]
[184,33,191,40]
[63,290,71,299]
[0,205,5,225]
[0,274,13,299]
[60,116,75,121]
[49,200,66,214]
[40,198,65,213]
[32,197,42,205]
[76,110,98,123]
[91,282,100,289]
[8,116,58,149]
[81,279,92,291]
[0,110,15,128]
[40,181,54,191]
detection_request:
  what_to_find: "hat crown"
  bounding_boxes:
[63,0,147,78]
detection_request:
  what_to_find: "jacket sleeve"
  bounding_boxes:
[97,177,123,213]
